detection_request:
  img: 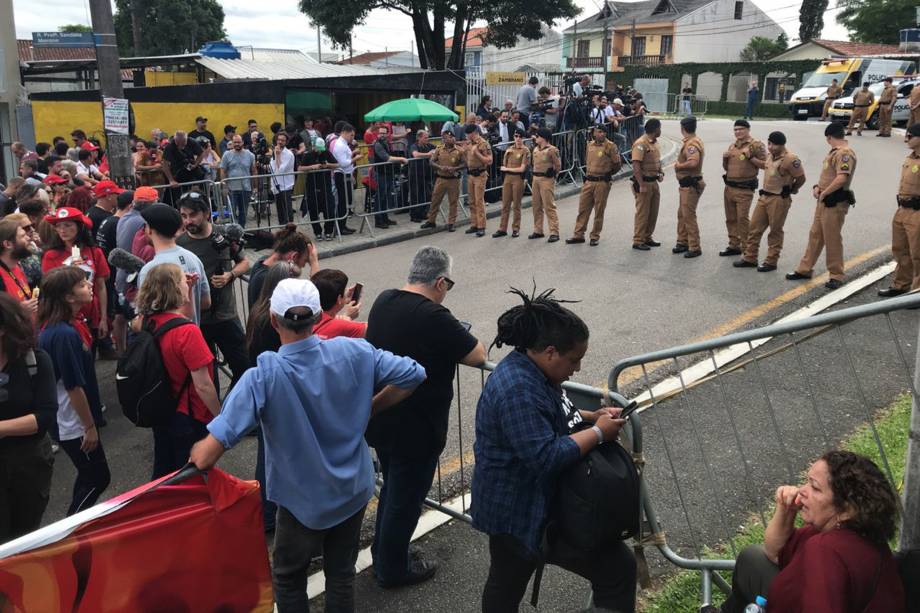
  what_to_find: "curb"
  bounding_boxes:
[312,136,681,260]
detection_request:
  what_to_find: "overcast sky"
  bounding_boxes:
[14,0,848,57]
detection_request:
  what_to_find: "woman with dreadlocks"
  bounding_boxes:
[471,286,636,613]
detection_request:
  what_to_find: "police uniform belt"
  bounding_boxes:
[826,97,837,100]
[503,171,524,176]
[879,101,893,105]
[640,175,658,182]
[436,174,459,179]
[532,170,555,177]
[678,176,703,188]
[723,175,758,190]
[585,174,612,182]
[823,189,855,207]
[759,187,792,198]
[854,104,871,108]
[468,168,486,176]
[897,195,920,210]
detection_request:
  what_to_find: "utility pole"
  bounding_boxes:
[88,0,132,185]
[317,25,322,63]
[900,326,920,551]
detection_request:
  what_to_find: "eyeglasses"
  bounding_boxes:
[441,276,455,291]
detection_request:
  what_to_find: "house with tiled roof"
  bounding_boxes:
[445,26,561,73]
[336,50,420,68]
[562,0,783,73]
[772,39,904,61]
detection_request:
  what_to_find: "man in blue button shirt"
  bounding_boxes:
[190,278,426,613]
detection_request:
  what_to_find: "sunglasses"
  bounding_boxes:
[441,276,455,291]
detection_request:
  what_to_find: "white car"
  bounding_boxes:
[829,80,916,128]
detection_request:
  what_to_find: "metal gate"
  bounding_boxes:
[633,77,669,114]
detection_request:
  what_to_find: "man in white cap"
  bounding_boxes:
[190,278,426,613]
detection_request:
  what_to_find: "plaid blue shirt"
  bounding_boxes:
[471,350,581,554]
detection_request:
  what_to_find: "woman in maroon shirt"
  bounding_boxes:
[717,450,904,612]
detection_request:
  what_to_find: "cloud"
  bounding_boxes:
[12,0,849,55]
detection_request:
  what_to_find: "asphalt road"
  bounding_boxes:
[36,118,915,610]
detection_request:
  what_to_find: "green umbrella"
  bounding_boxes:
[364,98,459,123]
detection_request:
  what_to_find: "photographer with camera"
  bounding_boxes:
[533,87,559,131]
[177,193,250,388]
[515,77,540,129]
[162,131,206,207]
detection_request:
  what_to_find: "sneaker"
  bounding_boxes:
[420,221,436,229]
[377,559,439,589]
[51,442,60,454]
[315,234,325,241]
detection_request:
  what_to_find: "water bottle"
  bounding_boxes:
[743,595,767,613]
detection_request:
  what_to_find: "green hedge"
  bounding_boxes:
[704,101,792,118]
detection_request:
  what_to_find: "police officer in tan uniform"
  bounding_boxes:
[463,123,493,237]
[567,125,622,246]
[787,122,857,290]
[820,79,842,121]
[421,128,463,231]
[529,127,562,242]
[910,83,920,127]
[720,119,767,256]
[846,82,875,136]
[494,129,530,238]
[876,77,897,137]
[673,116,705,258]
[734,131,806,272]
[631,119,663,251]
[879,123,920,297]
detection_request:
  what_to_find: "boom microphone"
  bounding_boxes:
[213,222,246,242]
[108,247,145,274]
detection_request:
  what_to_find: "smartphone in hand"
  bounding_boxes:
[351,282,363,304]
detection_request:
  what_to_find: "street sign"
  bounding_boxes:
[485,71,525,85]
[31,32,95,48]
[102,97,129,135]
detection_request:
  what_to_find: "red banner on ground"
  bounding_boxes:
[0,468,272,612]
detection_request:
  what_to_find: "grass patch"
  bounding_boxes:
[638,395,913,612]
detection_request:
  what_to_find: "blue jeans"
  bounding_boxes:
[375,171,395,225]
[255,427,277,531]
[230,190,251,226]
[371,449,439,582]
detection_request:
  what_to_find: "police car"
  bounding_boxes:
[829,79,917,128]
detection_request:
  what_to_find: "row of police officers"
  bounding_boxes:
[416,114,920,296]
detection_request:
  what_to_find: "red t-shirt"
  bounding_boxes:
[769,525,905,612]
[314,311,367,339]
[41,245,110,329]
[147,313,215,424]
[0,264,32,302]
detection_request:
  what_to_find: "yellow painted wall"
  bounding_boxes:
[32,100,285,145]
[143,71,198,87]
[619,25,675,56]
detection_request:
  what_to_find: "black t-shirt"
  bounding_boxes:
[177,231,244,323]
[299,149,337,193]
[95,214,119,256]
[365,289,478,456]
[247,315,281,366]
[0,349,58,451]
[87,206,114,239]
[163,138,204,179]
[247,256,270,307]
[188,129,216,149]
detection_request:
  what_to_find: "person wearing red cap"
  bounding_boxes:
[87,180,123,233]
[40,208,112,363]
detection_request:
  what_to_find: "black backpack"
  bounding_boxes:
[116,317,195,427]
[555,438,641,551]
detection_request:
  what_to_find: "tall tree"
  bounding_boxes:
[113,0,226,56]
[837,0,915,44]
[798,0,829,43]
[59,24,92,33]
[299,0,579,70]
[739,34,788,61]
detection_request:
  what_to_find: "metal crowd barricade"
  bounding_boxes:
[575,115,644,178]
[668,93,709,117]
[608,292,920,608]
